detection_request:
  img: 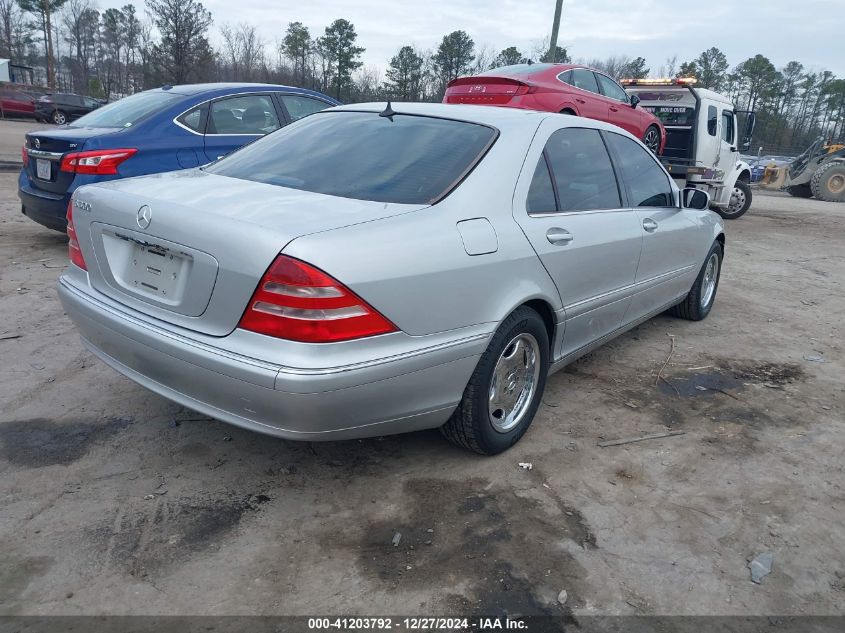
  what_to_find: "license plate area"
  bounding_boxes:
[36,158,51,180]
[128,242,189,300]
[90,224,218,317]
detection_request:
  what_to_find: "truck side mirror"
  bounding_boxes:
[629,94,640,108]
[739,111,756,152]
[682,187,710,210]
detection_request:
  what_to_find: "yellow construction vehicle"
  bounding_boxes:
[760,137,845,201]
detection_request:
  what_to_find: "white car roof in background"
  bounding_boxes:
[329,101,638,139]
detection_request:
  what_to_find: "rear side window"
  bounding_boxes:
[71,91,178,128]
[570,69,600,94]
[595,74,629,103]
[176,106,205,132]
[207,111,497,204]
[543,128,621,211]
[605,132,674,207]
[209,94,280,135]
[281,94,331,121]
[526,157,557,213]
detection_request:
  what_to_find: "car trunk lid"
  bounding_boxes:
[71,169,428,337]
[444,76,532,105]
[24,127,115,195]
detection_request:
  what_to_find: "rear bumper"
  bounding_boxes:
[58,275,487,441]
[18,170,71,232]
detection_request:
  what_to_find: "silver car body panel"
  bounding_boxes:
[59,102,724,440]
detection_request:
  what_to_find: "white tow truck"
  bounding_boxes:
[622,78,757,219]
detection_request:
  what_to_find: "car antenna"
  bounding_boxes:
[379,101,396,120]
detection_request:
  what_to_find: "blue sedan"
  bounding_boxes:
[19,83,339,231]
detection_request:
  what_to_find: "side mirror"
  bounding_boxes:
[629,94,640,108]
[738,111,756,152]
[682,187,710,210]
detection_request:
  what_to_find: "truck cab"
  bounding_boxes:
[622,78,756,219]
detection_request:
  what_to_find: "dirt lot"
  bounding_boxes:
[1,173,843,620]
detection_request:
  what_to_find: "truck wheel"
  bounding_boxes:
[787,184,813,198]
[642,125,661,154]
[441,306,549,455]
[810,162,845,202]
[717,180,752,219]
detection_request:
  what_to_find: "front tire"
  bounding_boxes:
[810,162,845,202]
[669,241,723,321]
[642,125,661,154]
[441,307,549,455]
[52,110,67,125]
[716,180,752,219]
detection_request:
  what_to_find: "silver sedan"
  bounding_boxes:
[59,103,724,455]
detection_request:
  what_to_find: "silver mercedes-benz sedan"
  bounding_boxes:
[58,102,724,455]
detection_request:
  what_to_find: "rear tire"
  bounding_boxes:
[716,179,752,219]
[441,307,549,455]
[669,241,723,321]
[642,125,661,154]
[787,184,813,198]
[810,162,845,202]
[52,110,67,125]
[560,109,576,115]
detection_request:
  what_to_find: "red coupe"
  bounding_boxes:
[444,63,666,154]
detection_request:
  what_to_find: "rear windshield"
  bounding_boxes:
[71,91,178,129]
[479,63,554,76]
[642,105,696,126]
[206,111,497,204]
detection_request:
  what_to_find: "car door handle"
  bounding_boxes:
[610,106,619,112]
[642,218,658,233]
[546,228,574,245]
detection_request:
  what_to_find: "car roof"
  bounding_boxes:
[332,102,549,125]
[329,102,638,139]
[159,83,334,100]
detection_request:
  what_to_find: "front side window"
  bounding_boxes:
[543,128,621,212]
[595,74,629,103]
[605,132,674,207]
[707,105,718,136]
[570,69,600,94]
[721,111,734,143]
[207,111,497,205]
[209,94,280,135]
[281,94,331,121]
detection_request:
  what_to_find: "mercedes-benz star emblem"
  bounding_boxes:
[136,205,152,229]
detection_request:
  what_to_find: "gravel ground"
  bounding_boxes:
[0,176,843,620]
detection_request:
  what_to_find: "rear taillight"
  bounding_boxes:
[60,148,137,175]
[238,255,397,343]
[66,201,87,270]
[21,145,28,166]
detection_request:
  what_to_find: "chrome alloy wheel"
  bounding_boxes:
[700,252,719,309]
[644,128,660,153]
[488,333,541,433]
[728,185,746,214]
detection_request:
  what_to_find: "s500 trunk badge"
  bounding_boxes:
[136,205,152,229]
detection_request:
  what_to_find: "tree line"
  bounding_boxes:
[0,0,842,154]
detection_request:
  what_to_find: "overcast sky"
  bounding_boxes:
[104,0,845,78]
